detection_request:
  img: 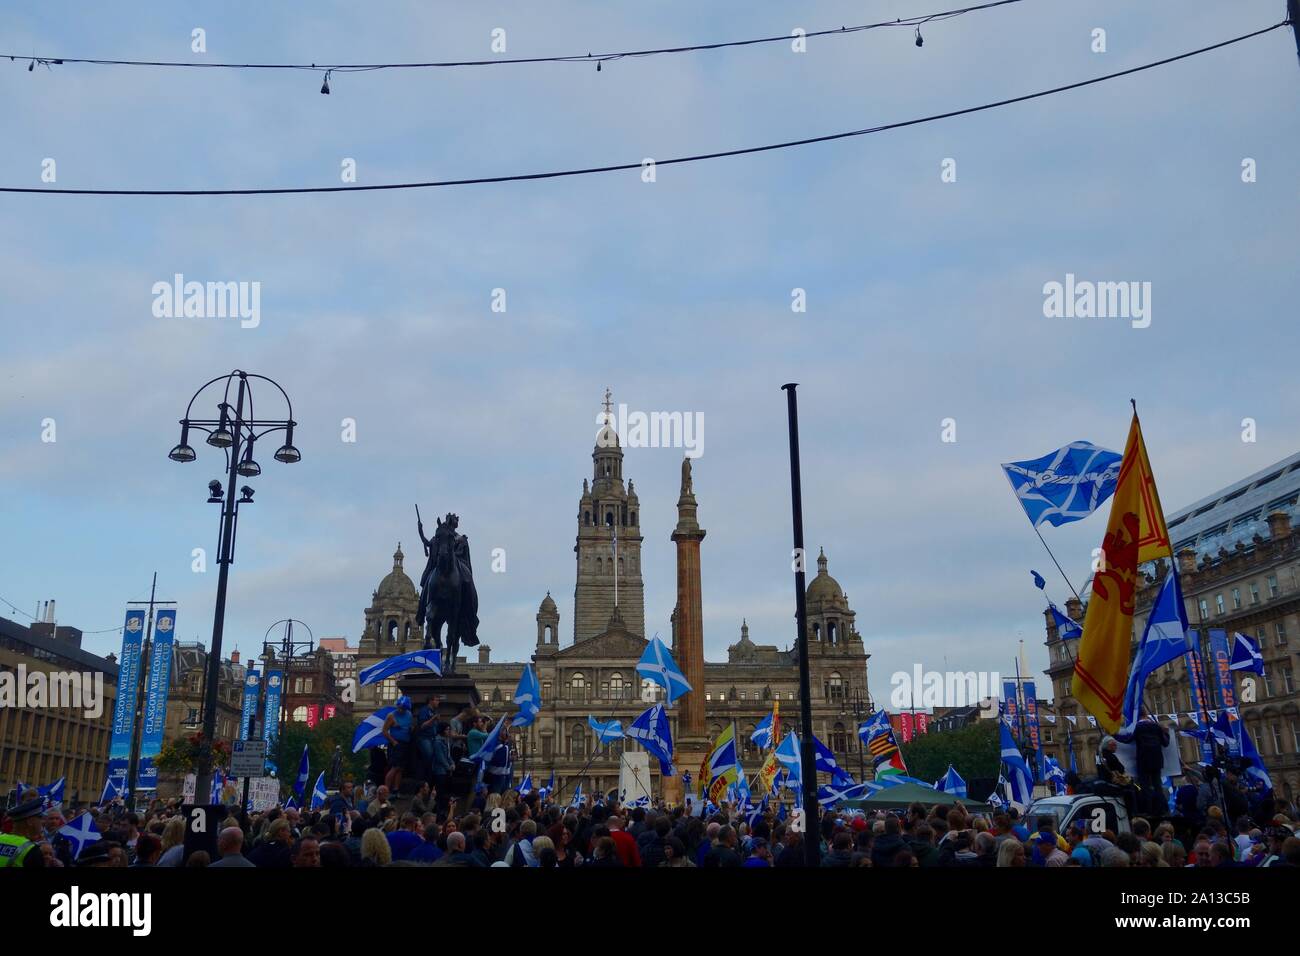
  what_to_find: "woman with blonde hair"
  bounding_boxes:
[156,816,188,867]
[360,827,392,866]
[1139,842,1169,867]
[996,839,1026,867]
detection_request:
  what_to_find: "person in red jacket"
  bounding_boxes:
[607,815,642,867]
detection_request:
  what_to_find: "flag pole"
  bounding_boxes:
[1032,525,1085,604]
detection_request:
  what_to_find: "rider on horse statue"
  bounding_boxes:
[415,510,480,671]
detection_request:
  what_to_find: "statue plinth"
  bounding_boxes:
[667,733,712,807]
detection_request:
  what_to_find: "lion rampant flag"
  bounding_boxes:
[1072,411,1171,732]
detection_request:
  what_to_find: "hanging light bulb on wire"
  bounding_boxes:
[320,70,331,95]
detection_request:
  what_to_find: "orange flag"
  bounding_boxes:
[1072,411,1171,732]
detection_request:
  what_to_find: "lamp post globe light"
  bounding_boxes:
[168,370,300,803]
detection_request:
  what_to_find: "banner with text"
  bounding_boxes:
[107,609,147,795]
[263,670,284,767]
[1023,680,1042,779]
[137,609,177,789]
[1207,630,1241,757]
[240,669,261,741]
[1185,632,1214,761]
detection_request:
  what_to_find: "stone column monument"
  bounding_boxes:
[665,457,709,804]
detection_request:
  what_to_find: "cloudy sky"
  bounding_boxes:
[2,1,1297,705]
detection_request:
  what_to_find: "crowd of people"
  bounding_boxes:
[4,775,1299,868]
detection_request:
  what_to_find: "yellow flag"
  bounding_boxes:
[1072,412,1171,732]
[757,750,781,796]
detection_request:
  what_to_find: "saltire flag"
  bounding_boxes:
[635,636,692,704]
[310,772,328,811]
[484,740,512,783]
[858,710,907,776]
[986,778,1009,811]
[1031,569,1046,590]
[352,707,396,752]
[733,765,751,808]
[773,730,800,771]
[1161,775,1178,814]
[818,781,876,807]
[757,750,782,797]
[1229,632,1265,675]
[518,773,534,796]
[626,703,675,776]
[745,798,767,828]
[812,735,854,787]
[999,720,1034,808]
[293,744,310,800]
[872,774,936,789]
[1049,604,1083,640]
[210,768,225,804]
[284,795,300,811]
[706,725,739,802]
[570,782,583,808]
[1238,721,1272,791]
[751,709,776,750]
[1044,757,1067,795]
[20,776,66,811]
[588,716,624,744]
[470,716,506,764]
[358,648,442,686]
[1002,440,1122,528]
[1072,413,1171,733]
[540,771,556,799]
[58,812,101,860]
[1118,567,1190,736]
[935,765,967,799]
[97,776,123,807]
[777,800,788,823]
[512,664,541,728]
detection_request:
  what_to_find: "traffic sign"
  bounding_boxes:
[231,739,267,778]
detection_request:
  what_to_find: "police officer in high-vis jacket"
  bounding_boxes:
[0,797,48,867]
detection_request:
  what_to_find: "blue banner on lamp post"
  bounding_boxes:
[136,609,177,789]
[107,609,147,795]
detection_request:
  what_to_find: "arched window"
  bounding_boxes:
[292,706,308,723]
[630,511,636,525]
[831,722,848,753]
[571,672,586,702]
[828,672,844,701]
[403,621,411,642]
[584,511,591,525]
[571,724,586,758]
[386,619,398,642]
[812,622,821,642]
[610,673,624,700]
[544,625,554,643]
[492,688,502,703]
[827,620,838,644]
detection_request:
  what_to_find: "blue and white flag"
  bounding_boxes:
[1001,441,1122,528]
[97,776,123,807]
[58,812,102,860]
[745,798,767,828]
[999,720,1034,808]
[872,774,936,789]
[310,772,328,811]
[540,771,556,799]
[470,716,506,764]
[1238,722,1272,791]
[751,710,776,750]
[774,730,801,771]
[817,781,876,807]
[1229,632,1265,675]
[812,735,854,787]
[20,776,66,810]
[293,744,310,800]
[284,795,300,811]
[635,635,692,704]
[352,707,396,752]
[626,704,674,776]
[210,768,225,804]
[986,777,1009,811]
[1119,568,1190,736]
[484,741,512,783]
[358,648,442,686]
[569,782,583,808]
[1049,604,1083,640]
[512,664,541,728]
[518,773,534,796]
[588,716,624,744]
[935,765,967,799]
[1044,757,1067,795]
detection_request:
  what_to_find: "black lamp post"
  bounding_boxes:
[168,370,300,803]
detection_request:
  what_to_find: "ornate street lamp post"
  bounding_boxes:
[168,370,300,803]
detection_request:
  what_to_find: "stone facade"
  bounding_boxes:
[354,394,872,799]
[1042,453,1300,802]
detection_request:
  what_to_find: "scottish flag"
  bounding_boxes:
[636,635,692,704]
[97,776,123,807]
[745,798,767,828]
[358,648,442,686]
[817,781,876,807]
[310,772,328,811]
[774,730,800,771]
[1044,757,1067,795]
[1230,632,1265,675]
[470,716,506,764]
[588,716,624,744]
[284,795,300,811]
[999,721,1034,808]
[352,707,395,752]
[58,812,101,860]
[1049,604,1082,640]
[1238,723,1272,791]
[626,704,675,776]
[20,776,66,810]
[935,765,968,799]
[293,744,311,800]
[751,710,775,749]
[512,664,541,728]
[1002,441,1122,528]
[873,774,935,789]
[986,778,1009,811]
[812,735,854,787]
[569,782,583,808]
[485,741,512,783]
[1119,568,1190,736]
[518,773,534,796]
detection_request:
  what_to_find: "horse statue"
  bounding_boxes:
[416,510,480,674]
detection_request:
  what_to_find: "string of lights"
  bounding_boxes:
[1,21,1285,199]
[5,0,1023,83]
[0,594,124,633]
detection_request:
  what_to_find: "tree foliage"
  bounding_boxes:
[899,719,998,784]
[271,715,369,798]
